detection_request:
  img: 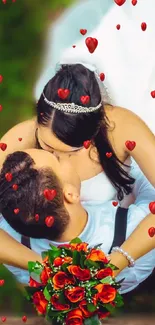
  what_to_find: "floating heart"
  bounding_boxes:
[0,143,7,151]
[151,90,155,98]
[80,95,90,105]
[100,73,105,81]
[85,37,98,54]
[112,201,118,207]
[125,140,136,151]
[116,24,121,30]
[149,201,155,214]
[45,216,54,228]
[141,22,147,31]
[57,88,70,100]
[131,0,137,5]
[148,227,155,238]
[83,140,91,149]
[0,105,3,112]
[80,29,87,35]
[114,0,126,6]
[106,152,113,158]
[2,0,7,3]
[0,279,5,286]
[18,138,22,141]
[12,184,18,190]
[1,317,6,323]
[35,214,39,222]
[22,316,27,323]
[44,189,57,201]
[0,75,3,83]
[5,173,13,182]
[72,45,76,48]
[14,208,19,214]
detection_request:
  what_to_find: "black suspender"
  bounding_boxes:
[21,207,128,253]
[108,207,128,254]
[21,235,31,249]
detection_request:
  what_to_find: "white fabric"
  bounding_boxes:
[0,161,155,294]
[60,0,155,133]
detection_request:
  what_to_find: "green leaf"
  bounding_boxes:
[28,261,43,274]
[72,250,81,265]
[58,292,68,305]
[87,302,97,312]
[115,293,124,307]
[70,237,82,244]
[107,263,119,271]
[100,276,114,285]
[24,286,41,301]
[104,303,116,314]
[43,287,51,301]
[48,248,61,262]
[84,259,100,269]
[80,254,86,268]
[41,251,48,260]
[84,315,100,325]
[61,263,70,272]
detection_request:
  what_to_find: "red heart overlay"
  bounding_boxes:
[85,37,98,54]
[44,189,57,201]
[5,173,13,182]
[149,201,155,214]
[45,216,54,227]
[125,140,136,151]
[57,88,70,100]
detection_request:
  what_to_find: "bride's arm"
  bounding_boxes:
[111,211,155,276]
[119,107,155,186]
[0,229,42,269]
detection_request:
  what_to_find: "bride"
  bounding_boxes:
[0,0,155,274]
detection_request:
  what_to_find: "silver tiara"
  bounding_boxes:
[42,92,102,114]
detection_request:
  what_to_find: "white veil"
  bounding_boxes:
[35,0,155,133]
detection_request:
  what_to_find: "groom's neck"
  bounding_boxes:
[58,204,88,243]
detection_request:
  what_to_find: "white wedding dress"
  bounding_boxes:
[34,0,155,205]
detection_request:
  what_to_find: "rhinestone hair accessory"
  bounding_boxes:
[42,92,102,114]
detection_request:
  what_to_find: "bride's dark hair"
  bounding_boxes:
[37,64,135,201]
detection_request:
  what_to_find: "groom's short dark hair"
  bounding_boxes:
[0,151,69,240]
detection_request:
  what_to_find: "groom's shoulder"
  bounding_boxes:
[84,201,116,225]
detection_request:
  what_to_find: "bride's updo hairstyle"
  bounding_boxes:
[37,64,135,200]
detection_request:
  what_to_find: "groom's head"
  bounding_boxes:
[0,149,81,240]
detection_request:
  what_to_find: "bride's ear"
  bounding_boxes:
[63,184,80,204]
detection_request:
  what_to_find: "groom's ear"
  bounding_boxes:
[63,183,80,204]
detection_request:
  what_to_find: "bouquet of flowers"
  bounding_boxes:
[26,238,124,325]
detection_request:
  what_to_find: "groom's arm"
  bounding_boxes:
[0,229,42,269]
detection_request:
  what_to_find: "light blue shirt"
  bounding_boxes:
[0,162,155,293]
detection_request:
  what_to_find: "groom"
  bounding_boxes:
[0,148,155,295]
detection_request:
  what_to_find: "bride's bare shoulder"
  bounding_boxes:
[105,105,137,123]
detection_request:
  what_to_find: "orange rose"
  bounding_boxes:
[40,266,52,285]
[53,256,72,267]
[29,277,42,288]
[98,311,110,320]
[66,308,83,325]
[53,271,75,289]
[79,300,95,318]
[95,284,116,303]
[67,266,91,281]
[87,249,108,263]
[70,243,88,252]
[96,268,114,280]
[51,294,70,311]
[65,287,85,303]
[32,292,48,315]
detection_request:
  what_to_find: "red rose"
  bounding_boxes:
[65,287,85,303]
[53,256,72,267]
[96,268,114,280]
[32,292,48,315]
[98,311,110,319]
[79,300,95,318]
[95,284,116,303]
[87,249,108,263]
[66,309,83,325]
[51,294,70,311]
[40,266,52,285]
[67,266,91,281]
[53,271,75,289]
[29,277,41,288]
[70,243,88,252]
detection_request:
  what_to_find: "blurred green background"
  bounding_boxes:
[0,0,155,318]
